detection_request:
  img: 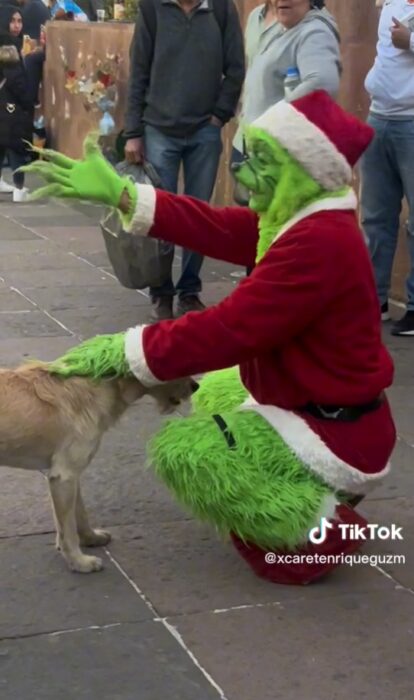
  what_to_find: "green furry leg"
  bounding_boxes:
[148,409,333,550]
[192,367,248,414]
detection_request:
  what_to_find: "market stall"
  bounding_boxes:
[43,20,133,159]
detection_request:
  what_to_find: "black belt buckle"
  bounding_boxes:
[303,397,382,422]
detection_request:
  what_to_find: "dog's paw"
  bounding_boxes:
[80,529,111,547]
[69,555,103,573]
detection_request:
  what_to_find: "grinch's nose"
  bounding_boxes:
[231,161,243,174]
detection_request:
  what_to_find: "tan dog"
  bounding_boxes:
[0,363,197,573]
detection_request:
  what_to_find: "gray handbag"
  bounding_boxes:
[100,160,173,289]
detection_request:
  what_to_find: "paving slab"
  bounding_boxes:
[366,437,414,500]
[387,386,414,444]
[362,497,414,590]
[384,333,414,386]
[107,519,395,618]
[80,406,187,528]
[171,589,414,700]
[0,289,35,311]
[2,266,117,290]
[51,305,153,337]
[0,238,50,255]
[0,534,152,638]
[12,213,94,228]
[0,622,221,700]
[0,311,71,339]
[0,251,90,272]
[0,336,76,366]
[0,220,43,241]
[17,284,147,312]
[0,469,52,537]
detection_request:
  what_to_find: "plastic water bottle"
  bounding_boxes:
[284,67,301,99]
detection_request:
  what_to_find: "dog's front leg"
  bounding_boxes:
[76,483,111,547]
[48,464,103,573]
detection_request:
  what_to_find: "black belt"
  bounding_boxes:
[301,395,383,422]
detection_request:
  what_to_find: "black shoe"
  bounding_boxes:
[176,295,206,316]
[391,310,414,336]
[381,302,390,322]
[150,296,174,322]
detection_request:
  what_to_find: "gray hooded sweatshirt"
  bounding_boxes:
[233,6,341,153]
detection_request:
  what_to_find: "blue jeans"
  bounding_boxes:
[144,123,222,299]
[360,115,414,310]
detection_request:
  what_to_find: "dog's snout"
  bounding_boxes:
[190,379,200,394]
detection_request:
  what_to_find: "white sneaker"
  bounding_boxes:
[0,178,14,194]
[13,187,29,203]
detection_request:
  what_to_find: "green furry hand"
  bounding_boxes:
[20,133,137,212]
[49,333,130,379]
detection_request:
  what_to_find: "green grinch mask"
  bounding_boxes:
[234,127,347,262]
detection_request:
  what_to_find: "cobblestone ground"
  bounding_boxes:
[0,192,413,699]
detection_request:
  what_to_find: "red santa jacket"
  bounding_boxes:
[124,186,396,494]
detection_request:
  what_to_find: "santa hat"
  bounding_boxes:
[251,90,374,191]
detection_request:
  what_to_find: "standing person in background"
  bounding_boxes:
[124,0,245,321]
[21,0,49,40]
[230,0,340,277]
[0,5,34,201]
[361,0,414,336]
[232,0,340,163]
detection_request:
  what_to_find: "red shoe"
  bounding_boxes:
[231,504,368,585]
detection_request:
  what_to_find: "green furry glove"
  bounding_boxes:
[49,333,130,379]
[20,133,137,216]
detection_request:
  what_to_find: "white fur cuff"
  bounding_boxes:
[240,398,390,493]
[124,184,156,236]
[124,325,163,387]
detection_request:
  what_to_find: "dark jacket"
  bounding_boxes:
[124,0,245,139]
[21,0,50,40]
[0,38,34,150]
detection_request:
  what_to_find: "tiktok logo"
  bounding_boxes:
[308,517,334,544]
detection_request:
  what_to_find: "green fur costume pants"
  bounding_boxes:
[148,368,332,550]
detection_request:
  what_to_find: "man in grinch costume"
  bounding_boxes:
[23,91,396,585]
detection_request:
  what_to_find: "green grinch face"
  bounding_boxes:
[233,136,285,212]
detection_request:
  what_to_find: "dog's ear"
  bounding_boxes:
[117,377,146,404]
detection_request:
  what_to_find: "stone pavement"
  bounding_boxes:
[0,190,413,700]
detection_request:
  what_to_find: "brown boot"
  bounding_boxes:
[176,295,206,317]
[150,296,174,322]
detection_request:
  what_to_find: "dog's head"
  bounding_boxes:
[117,376,199,414]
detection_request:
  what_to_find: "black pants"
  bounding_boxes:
[0,148,27,188]
[230,147,253,277]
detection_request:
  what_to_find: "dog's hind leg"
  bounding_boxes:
[48,455,103,573]
[76,482,111,547]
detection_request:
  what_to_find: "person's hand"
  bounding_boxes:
[20,132,137,212]
[391,17,412,50]
[210,116,223,128]
[125,137,145,164]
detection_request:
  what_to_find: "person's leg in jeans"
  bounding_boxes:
[144,125,183,320]
[360,116,403,319]
[176,122,222,314]
[387,119,414,334]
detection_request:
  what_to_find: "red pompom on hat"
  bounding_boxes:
[251,90,374,191]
